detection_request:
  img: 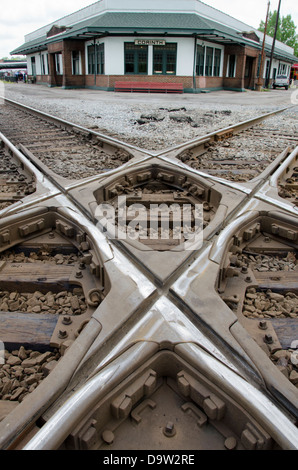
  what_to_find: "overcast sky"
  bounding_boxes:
[1,0,298,59]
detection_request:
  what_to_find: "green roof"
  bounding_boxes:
[48,12,262,45]
[52,12,216,33]
[264,44,298,63]
[11,35,48,55]
[11,11,297,62]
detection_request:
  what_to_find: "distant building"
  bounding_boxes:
[0,60,27,80]
[10,0,298,92]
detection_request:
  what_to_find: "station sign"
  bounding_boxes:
[134,39,166,46]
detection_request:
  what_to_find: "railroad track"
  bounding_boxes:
[0,97,297,451]
[0,98,146,183]
[172,111,298,183]
[0,145,35,211]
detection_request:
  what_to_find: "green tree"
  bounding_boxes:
[1,56,26,61]
[259,10,298,56]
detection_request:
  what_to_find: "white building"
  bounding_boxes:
[11,0,297,91]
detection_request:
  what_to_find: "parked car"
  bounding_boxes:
[272,75,290,90]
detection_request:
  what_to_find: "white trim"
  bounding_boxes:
[148,45,153,75]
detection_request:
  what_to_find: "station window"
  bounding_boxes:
[153,44,177,75]
[55,53,62,75]
[196,45,205,76]
[97,44,105,74]
[124,43,148,74]
[41,55,46,75]
[72,51,81,75]
[227,55,236,78]
[278,63,287,75]
[244,57,254,79]
[205,47,213,76]
[31,57,36,76]
[87,44,105,75]
[196,45,222,77]
[213,49,221,77]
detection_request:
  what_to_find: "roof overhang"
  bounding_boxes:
[10,11,294,62]
[12,30,262,56]
[11,39,48,56]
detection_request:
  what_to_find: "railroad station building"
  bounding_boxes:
[11,0,298,92]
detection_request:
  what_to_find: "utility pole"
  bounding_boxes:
[256,1,270,91]
[265,0,281,88]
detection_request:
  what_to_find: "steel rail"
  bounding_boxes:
[269,145,298,188]
[2,97,296,200]
[4,100,292,268]
[209,203,298,266]
[0,318,103,450]
[1,104,296,300]
[0,132,59,190]
[209,208,259,265]
[255,190,298,215]
[254,146,298,215]
[0,96,148,158]
[1,96,296,161]
[23,342,159,450]
[23,341,298,451]
[0,97,297,451]
[0,131,61,216]
[175,343,298,450]
[0,191,157,450]
[155,104,297,158]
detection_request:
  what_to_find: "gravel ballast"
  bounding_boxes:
[3,83,298,151]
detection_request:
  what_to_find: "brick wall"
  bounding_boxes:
[47,42,63,54]
[35,75,51,85]
[195,76,223,89]
[222,45,261,90]
[223,45,245,89]
[47,42,63,87]
[45,40,86,88]
[85,75,110,88]
[62,40,86,88]
[86,74,194,89]
[85,74,224,90]
[35,40,263,91]
[244,46,260,89]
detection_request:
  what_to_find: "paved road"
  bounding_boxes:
[1,81,297,109]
